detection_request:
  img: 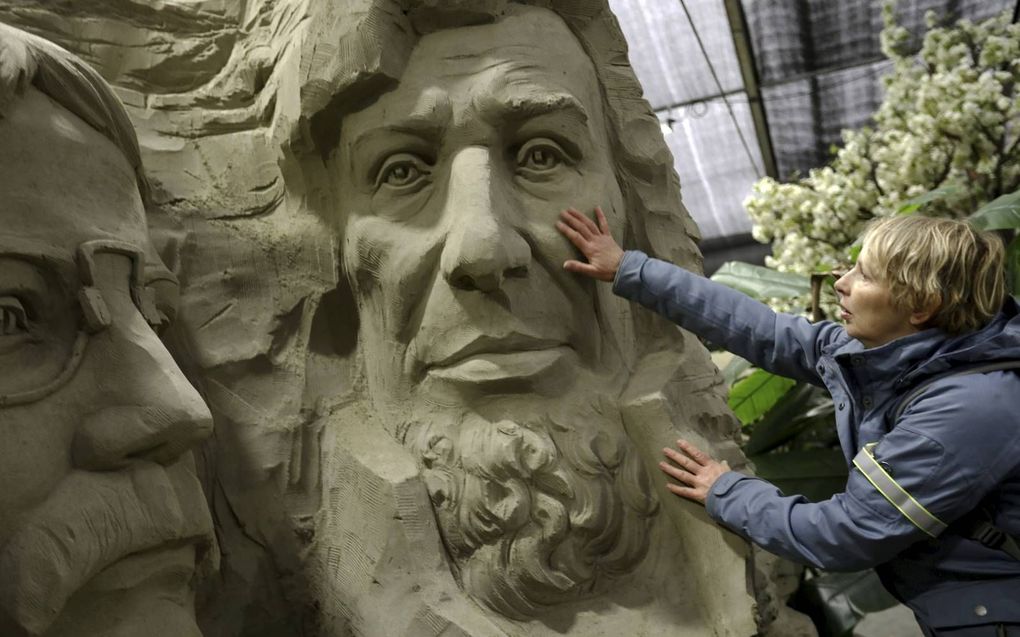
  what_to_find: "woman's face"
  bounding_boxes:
[833,247,924,349]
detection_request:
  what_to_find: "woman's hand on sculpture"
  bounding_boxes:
[557,207,625,282]
[659,439,730,505]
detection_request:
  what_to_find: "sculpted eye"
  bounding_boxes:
[376,153,430,190]
[385,164,420,186]
[0,296,29,335]
[516,138,569,177]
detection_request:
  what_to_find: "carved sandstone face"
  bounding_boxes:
[333,7,655,619]
[336,6,627,410]
[0,87,214,637]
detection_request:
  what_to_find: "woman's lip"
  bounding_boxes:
[840,310,852,320]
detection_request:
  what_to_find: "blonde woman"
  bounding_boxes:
[557,209,1020,636]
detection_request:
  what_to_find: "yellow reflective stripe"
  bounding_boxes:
[852,443,947,537]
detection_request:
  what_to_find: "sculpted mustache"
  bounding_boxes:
[0,459,215,636]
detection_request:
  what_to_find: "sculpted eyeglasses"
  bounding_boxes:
[0,239,172,407]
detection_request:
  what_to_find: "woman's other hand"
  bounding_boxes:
[659,439,731,505]
[556,206,625,282]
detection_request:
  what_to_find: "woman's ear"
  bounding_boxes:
[909,299,940,327]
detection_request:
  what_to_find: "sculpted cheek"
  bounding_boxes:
[344,229,385,299]
[345,224,447,347]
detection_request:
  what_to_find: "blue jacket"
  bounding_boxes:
[614,250,1020,629]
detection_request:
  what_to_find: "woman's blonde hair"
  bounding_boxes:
[860,215,1006,334]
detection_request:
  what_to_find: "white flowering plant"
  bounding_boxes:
[743,3,1020,317]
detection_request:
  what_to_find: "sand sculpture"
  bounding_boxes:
[0,25,215,637]
[0,2,813,636]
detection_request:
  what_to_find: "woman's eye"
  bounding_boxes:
[377,154,430,189]
[0,296,29,335]
[516,139,569,175]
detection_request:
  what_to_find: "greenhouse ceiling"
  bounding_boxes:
[608,0,1017,241]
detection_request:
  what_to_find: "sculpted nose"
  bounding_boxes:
[73,325,212,470]
[441,147,530,293]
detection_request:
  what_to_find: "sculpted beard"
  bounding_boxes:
[398,398,659,619]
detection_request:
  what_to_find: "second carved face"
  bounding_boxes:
[335,6,629,411]
[0,84,214,637]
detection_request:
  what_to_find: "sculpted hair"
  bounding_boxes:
[861,215,1006,334]
[0,22,148,202]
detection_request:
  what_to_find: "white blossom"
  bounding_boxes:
[745,3,1020,318]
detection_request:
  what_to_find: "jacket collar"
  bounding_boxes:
[821,297,1020,392]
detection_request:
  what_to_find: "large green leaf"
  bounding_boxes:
[743,382,833,455]
[749,448,848,502]
[896,185,963,215]
[711,261,811,301]
[968,189,1020,231]
[728,369,797,425]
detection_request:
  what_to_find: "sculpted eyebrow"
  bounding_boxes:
[477,92,590,127]
[350,116,447,159]
[0,253,74,317]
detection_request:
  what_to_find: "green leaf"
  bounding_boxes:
[847,241,862,265]
[1008,235,1020,297]
[968,189,1020,231]
[710,261,811,301]
[896,185,963,215]
[748,448,848,502]
[743,382,831,455]
[728,369,797,425]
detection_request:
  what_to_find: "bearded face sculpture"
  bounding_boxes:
[329,7,658,616]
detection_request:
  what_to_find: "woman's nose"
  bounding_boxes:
[834,271,850,296]
[72,325,212,470]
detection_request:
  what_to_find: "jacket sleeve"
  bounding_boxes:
[612,250,845,385]
[705,374,1020,570]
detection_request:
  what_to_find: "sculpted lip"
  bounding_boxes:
[427,333,567,369]
[87,541,202,592]
[0,462,215,635]
[422,333,573,384]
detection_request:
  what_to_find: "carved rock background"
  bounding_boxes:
[0,2,809,636]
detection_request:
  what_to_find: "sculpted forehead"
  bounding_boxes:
[0,87,146,252]
[343,6,604,133]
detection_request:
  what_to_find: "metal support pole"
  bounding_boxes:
[722,0,778,179]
